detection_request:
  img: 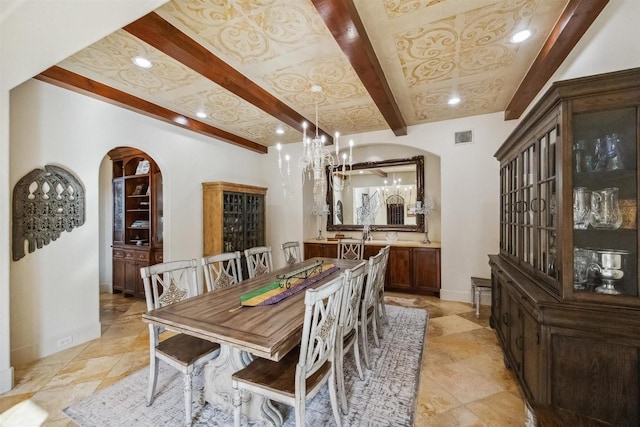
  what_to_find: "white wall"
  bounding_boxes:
[0,0,169,394]
[9,79,267,363]
[347,113,514,301]
[530,0,640,111]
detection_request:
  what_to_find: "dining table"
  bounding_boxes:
[142,257,362,426]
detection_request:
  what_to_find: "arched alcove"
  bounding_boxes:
[101,147,163,298]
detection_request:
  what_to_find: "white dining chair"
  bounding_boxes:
[375,245,391,332]
[140,259,220,427]
[337,238,364,260]
[244,246,273,279]
[201,251,243,291]
[281,241,301,266]
[336,261,367,413]
[360,250,384,369]
[232,275,345,427]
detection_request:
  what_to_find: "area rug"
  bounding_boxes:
[64,305,428,426]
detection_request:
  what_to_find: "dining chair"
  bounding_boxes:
[281,241,301,266]
[244,246,273,279]
[336,261,367,414]
[140,259,220,427]
[337,238,364,260]
[360,250,384,369]
[201,251,243,292]
[232,275,345,427]
[375,246,391,333]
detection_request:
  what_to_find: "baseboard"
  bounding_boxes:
[440,289,491,306]
[10,321,101,366]
[0,365,14,393]
[439,289,471,303]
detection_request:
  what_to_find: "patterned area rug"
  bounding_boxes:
[64,305,427,426]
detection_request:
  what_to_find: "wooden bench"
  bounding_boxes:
[470,277,491,318]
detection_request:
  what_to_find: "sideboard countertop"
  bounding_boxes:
[304,239,441,249]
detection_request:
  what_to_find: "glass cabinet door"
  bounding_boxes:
[499,121,559,293]
[572,107,638,299]
[536,126,558,288]
[500,158,519,260]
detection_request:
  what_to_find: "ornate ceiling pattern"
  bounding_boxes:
[42,0,602,151]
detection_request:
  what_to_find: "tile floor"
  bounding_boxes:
[0,291,525,426]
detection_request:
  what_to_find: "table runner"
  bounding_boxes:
[240,263,339,306]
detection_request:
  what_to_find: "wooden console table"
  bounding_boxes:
[303,240,441,296]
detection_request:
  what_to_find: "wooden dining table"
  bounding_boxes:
[142,257,362,426]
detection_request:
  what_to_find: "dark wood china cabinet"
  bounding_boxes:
[491,68,640,426]
[109,147,163,299]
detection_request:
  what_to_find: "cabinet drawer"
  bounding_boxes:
[125,250,150,261]
[113,249,126,258]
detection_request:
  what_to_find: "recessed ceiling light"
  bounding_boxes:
[174,116,188,125]
[196,111,207,119]
[448,97,461,105]
[132,56,152,69]
[275,126,285,135]
[510,29,532,43]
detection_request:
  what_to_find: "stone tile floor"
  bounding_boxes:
[0,291,525,426]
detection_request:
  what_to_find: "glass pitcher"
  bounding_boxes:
[573,187,591,229]
[590,187,622,229]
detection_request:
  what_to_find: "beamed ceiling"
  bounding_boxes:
[35,0,608,154]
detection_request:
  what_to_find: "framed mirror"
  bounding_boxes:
[326,155,425,232]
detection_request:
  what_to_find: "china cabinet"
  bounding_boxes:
[304,240,440,295]
[109,147,163,298]
[202,182,267,257]
[491,68,640,426]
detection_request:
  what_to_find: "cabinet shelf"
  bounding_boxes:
[109,147,163,299]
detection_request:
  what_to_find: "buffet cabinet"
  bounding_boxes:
[202,182,267,257]
[491,68,640,426]
[109,147,163,298]
[303,241,440,295]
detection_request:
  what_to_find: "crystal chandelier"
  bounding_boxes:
[276,85,353,214]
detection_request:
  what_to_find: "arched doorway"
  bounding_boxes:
[104,147,163,298]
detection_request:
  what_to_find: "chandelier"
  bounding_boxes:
[276,85,353,215]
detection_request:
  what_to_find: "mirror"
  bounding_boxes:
[326,156,425,232]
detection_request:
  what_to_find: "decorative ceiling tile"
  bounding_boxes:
[396,0,535,88]
[383,0,446,19]
[158,0,327,67]
[61,31,201,95]
[264,55,368,108]
[412,77,505,121]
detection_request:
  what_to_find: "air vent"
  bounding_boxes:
[454,130,473,145]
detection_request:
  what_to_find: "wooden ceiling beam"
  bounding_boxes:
[505,0,609,120]
[124,12,333,145]
[311,0,407,136]
[35,66,268,154]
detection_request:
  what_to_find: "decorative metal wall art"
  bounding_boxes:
[12,165,85,261]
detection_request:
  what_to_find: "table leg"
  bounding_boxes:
[203,345,283,426]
